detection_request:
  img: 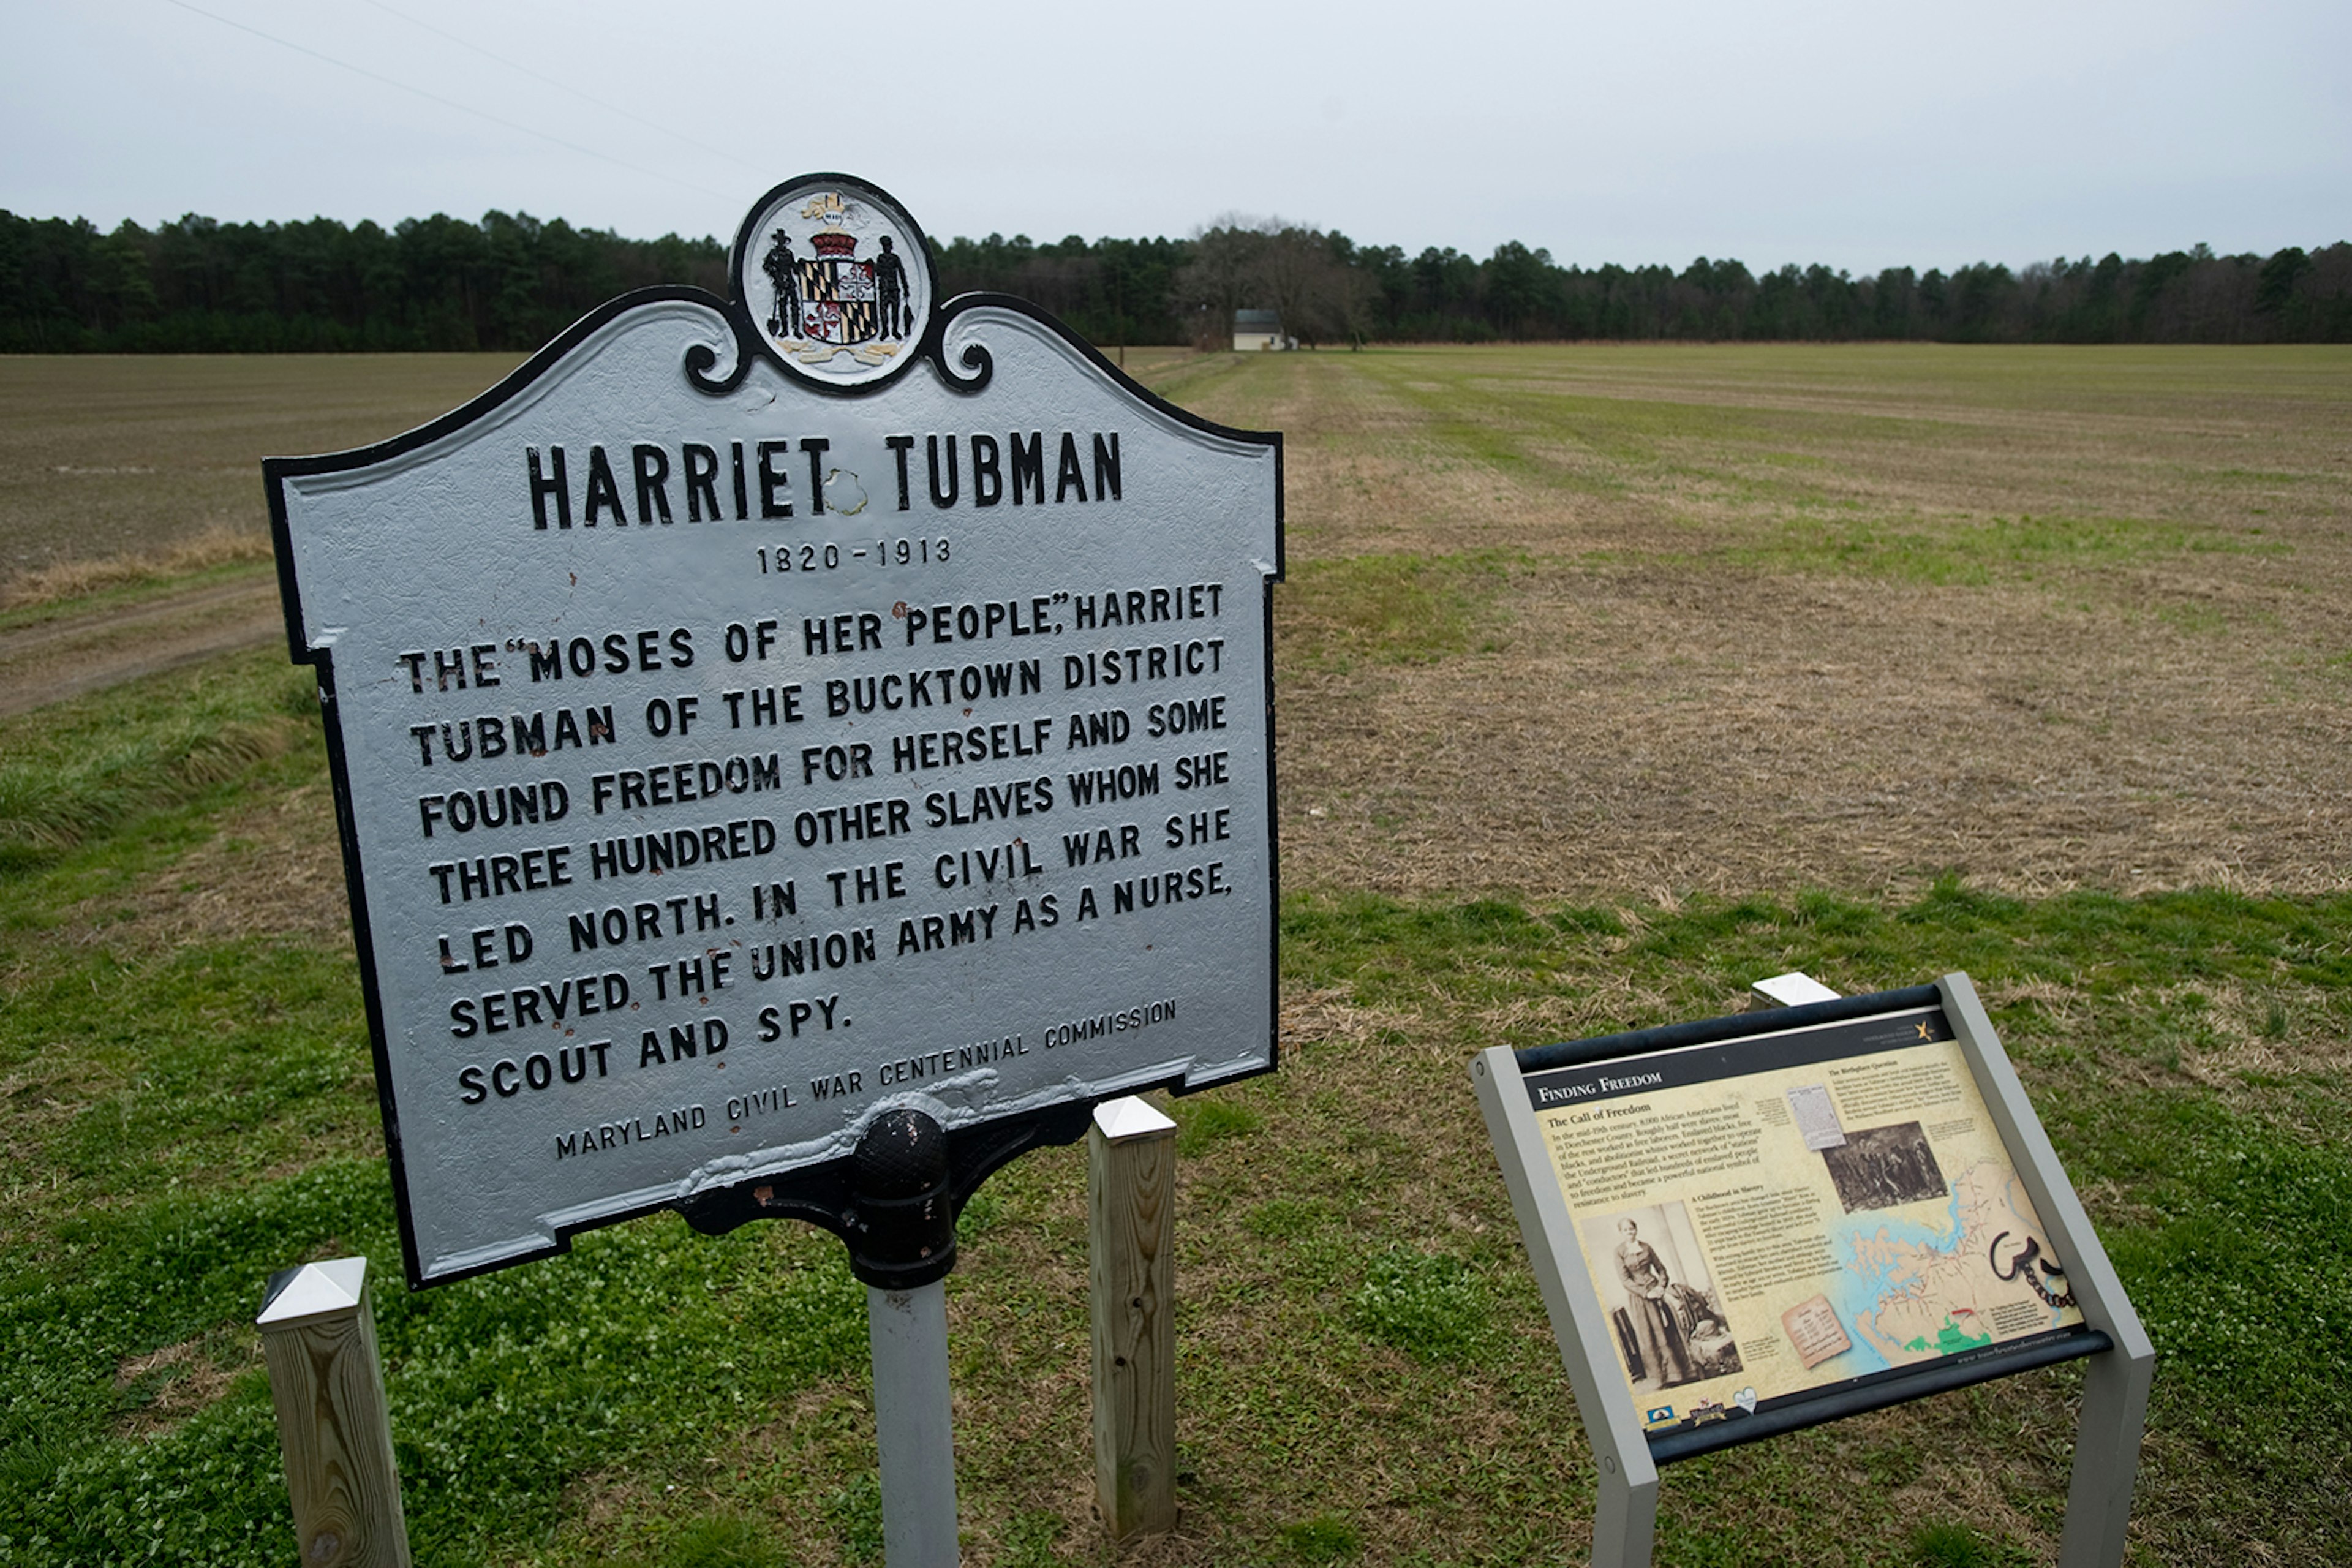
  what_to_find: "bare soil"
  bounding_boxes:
[0,353,522,584]
[1145,344,2352,901]
[1277,564,2352,901]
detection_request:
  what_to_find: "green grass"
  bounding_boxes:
[821,1472,886,1564]
[9,688,2348,1562]
[633,1513,801,1568]
[1170,1095,1264,1154]
[1349,1247,1493,1363]
[1136,346,2349,627]
[1281,879,2352,1011]
[1281,551,1518,668]
[1,1162,867,1565]
[0,647,311,869]
[1909,1522,2030,1568]
[1278,1515,1362,1562]
[1727,511,2275,586]
[1376,356,2293,586]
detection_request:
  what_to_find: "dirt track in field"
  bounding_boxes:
[0,354,521,719]
[0,573,283,719]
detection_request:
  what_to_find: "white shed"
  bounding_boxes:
[1232,309,1292,352]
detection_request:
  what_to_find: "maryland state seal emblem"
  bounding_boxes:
[741,177,932,388]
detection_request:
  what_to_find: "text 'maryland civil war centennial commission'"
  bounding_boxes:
[269,175,1284,1286]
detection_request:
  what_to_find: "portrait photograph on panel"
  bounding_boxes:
[1583,1201,1743,1391]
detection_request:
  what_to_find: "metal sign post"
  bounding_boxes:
[1473,974,2152,1567]
[268,172,1281,1556]
[867,1281,957,1564]
[847,1109,961,1564]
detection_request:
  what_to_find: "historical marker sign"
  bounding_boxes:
[1513,997,2091,1446]
[1471,976,2152,1567]
[270,175,1283,1287]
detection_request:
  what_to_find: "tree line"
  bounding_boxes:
[3,206,2345,353]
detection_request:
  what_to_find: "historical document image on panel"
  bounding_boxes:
[1819,1122,1948,1214]
[1581,1201,1744,1392]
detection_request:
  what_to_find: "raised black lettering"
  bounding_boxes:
[1009,431,1044,504]
[682,443,722,521]
[926,434,959,508]
[757,439,793,518]
[886,434,914,510]
[584,445,625,526]
[972,435,1001,506]
[632,444,674,524]
[528,445,571,529]
[1092,433,1121,500]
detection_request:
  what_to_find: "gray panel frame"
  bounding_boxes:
[1471,1049,1659,1562]
[1936,973,2155,1568]
[1472,972,2154,1567]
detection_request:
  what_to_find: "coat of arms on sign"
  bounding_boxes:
[753,186,924,376]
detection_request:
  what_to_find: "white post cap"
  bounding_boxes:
[1749,971,1842,1009]
[1092,1095,1178,1143]
[258,1256,370,1328]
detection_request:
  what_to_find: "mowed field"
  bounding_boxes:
[0,355,530,714]
[2,345,2350,1567]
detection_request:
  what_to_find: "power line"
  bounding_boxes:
[355,0,761,173]
[160,0,736,205]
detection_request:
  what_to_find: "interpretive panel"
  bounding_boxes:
[1519,1002,2089,1442]
[270,175,1283,1286]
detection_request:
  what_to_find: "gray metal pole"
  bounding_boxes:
[867,1281,960,1567]
[1591,1449,1659,1568]
[2056,1340,2155,1568]
[846,1109,963,1567]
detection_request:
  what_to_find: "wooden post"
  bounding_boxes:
[257,1257,411,1568]
[1088,1096,1178,1541]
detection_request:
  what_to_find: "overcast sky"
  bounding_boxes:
[3,0,2345,273]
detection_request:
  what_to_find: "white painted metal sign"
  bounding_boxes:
[270,175,1283,1287]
